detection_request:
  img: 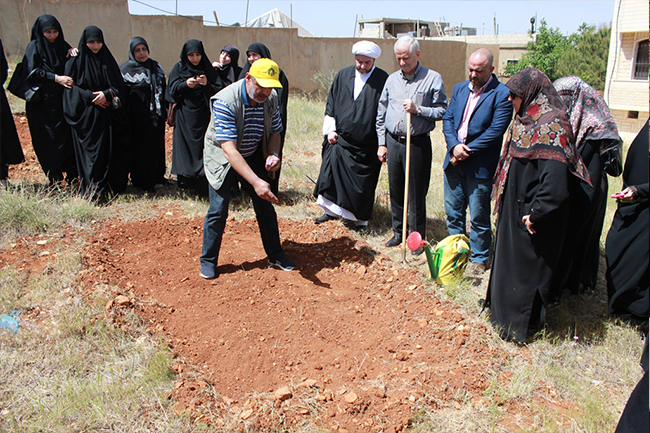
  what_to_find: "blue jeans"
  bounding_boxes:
[201,149,284,268]
[443,167,492,264]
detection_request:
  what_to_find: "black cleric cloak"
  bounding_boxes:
[313,65,388,221]
[63,25,131,200]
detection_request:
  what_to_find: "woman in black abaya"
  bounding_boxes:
[239,42,289,195]
[552,76,623,298]
[1,39,24,183]
[63,25,130,200]
[166,39,220,194]
[121,36,166,191]
[606,119,649,320]
[485,68,591,343]
[22,14,78,186]
[212,45,241,87]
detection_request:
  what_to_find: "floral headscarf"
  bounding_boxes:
[492,68,591,214]
[553,76,622,149]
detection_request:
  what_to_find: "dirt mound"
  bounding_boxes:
[80,213,505,432]
[6,114,506,432]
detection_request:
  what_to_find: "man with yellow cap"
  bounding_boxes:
[200,58,295,279]
[312,41,389,231]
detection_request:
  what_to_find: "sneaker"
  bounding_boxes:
[385,234,402,248]
[269,255,296,271]
[200,265,216,279]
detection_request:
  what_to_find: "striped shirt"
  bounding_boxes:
[213,81,283,158]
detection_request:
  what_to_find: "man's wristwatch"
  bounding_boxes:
[270,152,280,159]
[416,106,423,116]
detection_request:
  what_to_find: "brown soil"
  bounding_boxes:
[3,114,550,432]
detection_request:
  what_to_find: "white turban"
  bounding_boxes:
[352,41,381,59]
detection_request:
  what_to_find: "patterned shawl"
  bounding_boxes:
[553,76,622,149]
[492,68,591,214]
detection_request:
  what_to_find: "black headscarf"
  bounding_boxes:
[176,39,218,83]
[120,36,165,118]
[215,44,241,86]
[25,14,71,76]
[239,42,273,79]
[71,25,125,94]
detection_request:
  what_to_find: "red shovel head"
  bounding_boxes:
[406,231,423,251]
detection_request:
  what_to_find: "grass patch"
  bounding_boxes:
[0,93,644,432]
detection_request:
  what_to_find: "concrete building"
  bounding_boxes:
[359,17,448,39]
[603,0,649,136]
[435,34,535,76]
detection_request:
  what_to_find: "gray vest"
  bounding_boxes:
[203,79,279,190]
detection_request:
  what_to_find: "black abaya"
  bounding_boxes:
[487,158,571,342]
[0,39,24,180]
[166,39,220,190]
[120,37,166,191]
[63,26,130,199]
[606,120,649,318]
[22,14,76,184]
[313,65,388,221]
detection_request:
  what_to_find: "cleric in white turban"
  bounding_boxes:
[312,39,389,230]
[351,40,382,59]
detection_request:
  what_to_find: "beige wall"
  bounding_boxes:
[604,0,649,134]
[1,0,494,95]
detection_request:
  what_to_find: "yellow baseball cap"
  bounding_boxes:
[249,58,283,88]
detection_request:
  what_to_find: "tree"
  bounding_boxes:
[556,24,611,91]
[504,20,611,89]
[504,19,570,81]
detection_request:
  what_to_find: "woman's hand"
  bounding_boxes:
[612,186,637,203]
[67,47,78,57]
[54,74,74,88]
[186,77,199,88]
[195,74,207,86]
[92,91,109,108]
[522,215,536,235]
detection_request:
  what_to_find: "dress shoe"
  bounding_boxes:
[385,234,401,248]
[313,213,335,224]
[411,246,425,255]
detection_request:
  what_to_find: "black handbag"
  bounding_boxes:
[7,62,42,103]
[601,141,623,177]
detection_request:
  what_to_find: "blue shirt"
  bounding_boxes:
[213,81,283,157]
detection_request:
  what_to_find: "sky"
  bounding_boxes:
[127,0,615,37]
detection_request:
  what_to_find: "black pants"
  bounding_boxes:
[386,133,432,237]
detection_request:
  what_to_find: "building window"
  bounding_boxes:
[634,39,649,80]
[628,111,639,119]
